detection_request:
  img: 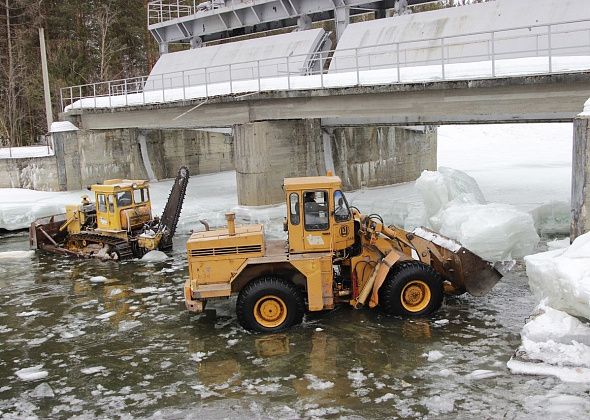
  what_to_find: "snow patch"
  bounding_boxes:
[50,121,79,133]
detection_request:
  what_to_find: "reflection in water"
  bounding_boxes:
[0,234,588,418]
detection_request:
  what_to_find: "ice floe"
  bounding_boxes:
[15,365,48,381]
[140,250,169,263]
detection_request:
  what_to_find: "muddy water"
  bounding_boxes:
[0,233,589,419]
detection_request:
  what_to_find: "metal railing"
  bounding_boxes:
[61,18,590,112]
[148,1,228,25]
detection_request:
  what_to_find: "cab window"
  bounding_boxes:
[334,190,351,222]
[97,194,107,212]
[133,188,149,204]
[108,195,115,213]
[289,193,300,225]
[304,191,329,231]
[116,190,133,207]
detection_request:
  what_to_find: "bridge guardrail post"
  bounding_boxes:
[355,48,360,85]
[182,70,186,101]
[124,79,128,106]
[229,63,233,94]
[142,77,146,105]
[287,56,291,90]
[162,73,165,102]
[60,88,64,112]
[205,68,209,98]
[79,86,82,109]
[257,60,261,92]
[320,51,324,88]
[548,24,553,72]
[93,84,97,109]
[107,82,111,108]
[441,38,446,80]
[396,43,401,83]
[491,31,496,77]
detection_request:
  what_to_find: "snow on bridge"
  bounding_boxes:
[62,0,590,112]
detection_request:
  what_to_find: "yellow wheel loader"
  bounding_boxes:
[184,173,502,332]
[29,167,189,260]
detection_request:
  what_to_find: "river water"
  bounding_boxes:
[1,231,589,419]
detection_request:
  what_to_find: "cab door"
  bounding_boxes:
[332,190,355,251]
[96,193,110,230]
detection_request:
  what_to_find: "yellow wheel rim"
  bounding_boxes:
[253,295,288,328]
[400,280,431,313]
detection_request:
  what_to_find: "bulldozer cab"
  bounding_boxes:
[92,179,152,232]
[283,175,355,254]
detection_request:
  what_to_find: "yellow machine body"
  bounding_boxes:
[92,179,152,233]
[184,174,502,331]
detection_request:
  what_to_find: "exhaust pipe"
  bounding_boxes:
[226,212,236,236]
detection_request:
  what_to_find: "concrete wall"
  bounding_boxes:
[572,115,590,239]
[234,119,437,205]
[12,128,236,191]
[331,126,437,190]
[0,156,61,191]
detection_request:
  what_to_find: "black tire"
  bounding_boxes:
[379,261,443,317]
[236,276,305,333]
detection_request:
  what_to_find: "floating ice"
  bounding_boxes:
[133,287,158,294]
[525,232,590,320]
[15,365,48,381]
[304,374,334,391]
[96,311,116,320]
[118,320,142,332]
[30,383,54,399]
[466,370,500,380]
[375,393,395,403]
[89,276,108,284]
[16,310,43,317]
[422,395,456,414]
[529,201,571,236]
[547,238,571,251]
[81,366,106,375]
[0,250,34,260]
[141,250,169,262]
[423,350,444,362]
[416,168,539,261]
[508,301,590,383]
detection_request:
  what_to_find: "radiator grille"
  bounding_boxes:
[190,244,262,257]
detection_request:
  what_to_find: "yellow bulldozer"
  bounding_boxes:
[184,173,502,332]
[29,167,190,260]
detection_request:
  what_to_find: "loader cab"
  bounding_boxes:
[284,175,355,254]
[92,179,152,232]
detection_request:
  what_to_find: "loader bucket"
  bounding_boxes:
[411,227,502,297]
[451,247,502,297]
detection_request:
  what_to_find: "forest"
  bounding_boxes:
[0,0,486,147]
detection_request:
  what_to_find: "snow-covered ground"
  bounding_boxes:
[64,55,590,111]
[0,146,54,159]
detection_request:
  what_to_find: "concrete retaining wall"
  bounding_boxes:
[572,115,590,238]
[0,156,61,191]
[0,128,234,192]
[331,126,437,190]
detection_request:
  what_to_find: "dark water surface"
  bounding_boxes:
[1,233,589,419]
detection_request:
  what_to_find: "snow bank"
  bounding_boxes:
[0,250,34,260]
[0,146,54,159]
[50,121,78,133]
[415,168,539,261]
[525,232,590,321]
[508,301,590,382]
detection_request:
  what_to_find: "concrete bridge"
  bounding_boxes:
[56,0,590,237]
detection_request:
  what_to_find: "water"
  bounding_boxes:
[1,232,589,419]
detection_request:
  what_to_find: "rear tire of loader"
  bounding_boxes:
[379,261,443,317]
[236,276,305,333]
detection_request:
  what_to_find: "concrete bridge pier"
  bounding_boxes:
[234,119,438,206]
[572,101,590,239]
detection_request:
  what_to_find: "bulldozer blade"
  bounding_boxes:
[454,247,503,297]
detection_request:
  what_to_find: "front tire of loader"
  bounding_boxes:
[236,276,305,333]
[379,261,443,317]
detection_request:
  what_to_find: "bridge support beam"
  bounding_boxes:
[572,102,590,239]
[234,119,325,206]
